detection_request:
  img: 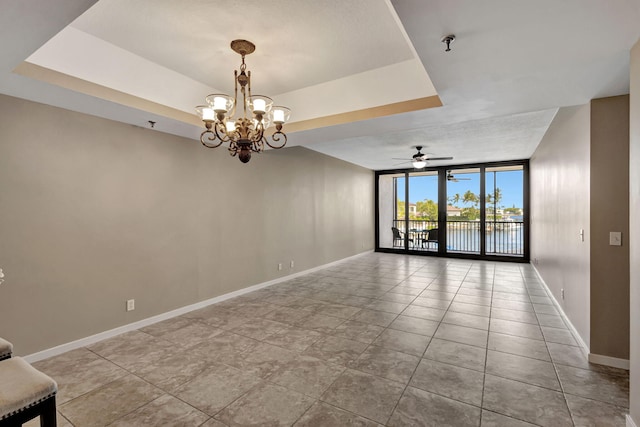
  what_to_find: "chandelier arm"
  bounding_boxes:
[230,69,238,118]
[213,121,233,143]
[200,129,223,148]
[240,69,248,118]
[266,131,288,149]
[247,70,252,101]
[251,136,265,153]
[255,122,265,141]
[228,139,239,157]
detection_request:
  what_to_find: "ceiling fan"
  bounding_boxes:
[447,171,471,182]
[392,146,453,169]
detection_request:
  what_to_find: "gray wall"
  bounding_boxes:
[629,38,640,426]
[590,95,630,360]
[530,105,591,347]
[531,97,631,362]
[0,94,375,355]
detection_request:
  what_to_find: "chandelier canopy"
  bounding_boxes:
[195,40,291,163]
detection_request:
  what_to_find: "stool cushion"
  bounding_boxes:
[0,357,57,419]
[0,338,11,358]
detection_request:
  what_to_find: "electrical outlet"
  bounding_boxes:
[561,289,565,300]
[278,263,283,271]
[126,299,135,312]
[290,260,294,269]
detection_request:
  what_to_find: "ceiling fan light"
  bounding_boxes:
[413,159,427,169]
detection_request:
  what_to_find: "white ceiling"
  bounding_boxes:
[70,0,415,94]
[2,0,640,170]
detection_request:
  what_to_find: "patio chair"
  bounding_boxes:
[421,228,438,249]
[392,227,413,248]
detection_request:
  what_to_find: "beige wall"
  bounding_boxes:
[0,94,375,355]
[629,38,640,426]
[531,98,632,360]
[590,95,630,360]
[530,104,591,347]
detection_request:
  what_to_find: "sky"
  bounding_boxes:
[397,170,524,208]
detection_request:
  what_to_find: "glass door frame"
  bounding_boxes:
[375,159,530,262]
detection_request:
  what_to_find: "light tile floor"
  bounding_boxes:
[27,253,629,426]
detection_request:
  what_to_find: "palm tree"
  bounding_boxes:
[448,193,461,206]
[494,187,503,207]
[462,190,479,207]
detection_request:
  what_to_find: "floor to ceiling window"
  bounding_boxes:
[485,165,526,256]
[446,167,481,255]
[375,161,528,261]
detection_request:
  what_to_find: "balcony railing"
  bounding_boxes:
[392,219,524,256]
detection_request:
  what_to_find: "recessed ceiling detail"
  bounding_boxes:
[3,0,640,170]
[22,0,439,130]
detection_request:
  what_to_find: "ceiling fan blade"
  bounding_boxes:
[426,156,454,161]
[392,160,412,166]
[391,158,412,161]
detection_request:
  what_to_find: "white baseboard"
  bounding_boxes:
[530,263,632,370]
[24,250,373,363]
[588,353,630,370]
[628,414,638,427]
[531,263,632,370]
[530,263,590,357]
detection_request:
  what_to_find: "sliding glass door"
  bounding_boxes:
[446,168,481,255]
[407,172,439,252]
[485,166,525,256]
[375,161,528,260]
[378,173,405,250]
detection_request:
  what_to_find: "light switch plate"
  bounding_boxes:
[609,232,622,246]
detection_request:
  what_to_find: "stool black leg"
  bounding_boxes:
[40,397,57,427]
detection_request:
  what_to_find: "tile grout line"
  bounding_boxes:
[315,258,429,425]
[531,280,577,427]
[382,260,485,424]
[478,263,496,426]
[81,346,212,426]
[35,254,628,426]
[381,264,449,425]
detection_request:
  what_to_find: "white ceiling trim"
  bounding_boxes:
[26,27,438,125]
[3,0,640,172]
[275,59,437,122]
[26,27,215,114]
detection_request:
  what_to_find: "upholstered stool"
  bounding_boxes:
[0,338,11,361]
[0,357,58,426]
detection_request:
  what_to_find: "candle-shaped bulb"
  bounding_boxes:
[253,99,266,114]
[202,108,215,121]
[213,97,228,113]
[273,109,285,123]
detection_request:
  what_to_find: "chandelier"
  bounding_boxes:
[195,40,291,163]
